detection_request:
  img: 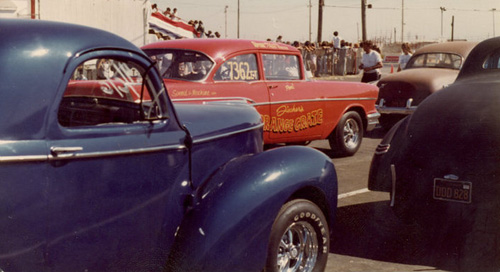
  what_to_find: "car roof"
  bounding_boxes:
[142,39,299,60]
[0,19,143,139]
[457,36,500,80]
[413,41,477,57]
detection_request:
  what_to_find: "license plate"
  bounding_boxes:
[433,178,472,203]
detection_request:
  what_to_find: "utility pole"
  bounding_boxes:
[492,8,497,37]
[317,0,324,43]
[401,0,404,42]
[440,7,446,38]
[451,15,454,41]
[361,0,372,41]
[225,5,229,38]
[361,0,366,41]
[237,0,240,38]
[309,0,312,41]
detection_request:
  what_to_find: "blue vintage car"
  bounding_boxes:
[0,19,337,272]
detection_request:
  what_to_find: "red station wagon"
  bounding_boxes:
[142,39,379,156]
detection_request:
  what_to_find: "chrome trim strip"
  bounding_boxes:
[390,164,396,207]
[48,144,187,161]
[1,124,262,162]
[173,97,377,107]
[192,123,264,144]
[375,144,391,155]
[0,155,48,163]
[173,97,257,104]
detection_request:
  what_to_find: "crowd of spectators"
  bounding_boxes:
[270,31,383,78]
[151,3,221,39]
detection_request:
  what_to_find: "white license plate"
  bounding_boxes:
[433,178,472,204]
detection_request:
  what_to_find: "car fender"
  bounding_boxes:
[167,146,337,272]
[368,116,410,193]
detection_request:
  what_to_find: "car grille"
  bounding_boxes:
[377,82,429,107]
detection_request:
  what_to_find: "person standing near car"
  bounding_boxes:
[398,42,412,72]
[359,41,383,83]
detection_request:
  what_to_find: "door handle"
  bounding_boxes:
[268,85,278,89]
[50,146,83,158]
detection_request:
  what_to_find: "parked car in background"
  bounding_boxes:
[376,41,476,129]
[142,39,379,156]
[0,19,338,272]
[369,37,500,271]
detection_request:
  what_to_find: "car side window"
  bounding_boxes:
[58,57,167,127]
[262,54,300,80]
[483,49,500,69]
[214,54,259,81]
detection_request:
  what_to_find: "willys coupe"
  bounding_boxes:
[369,37,500,271]
[142,39,380,156]
[0,19,338,272]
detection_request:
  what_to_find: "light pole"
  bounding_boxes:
[440,7,446,38]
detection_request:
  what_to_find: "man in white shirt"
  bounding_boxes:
[332,31,341,51]
[359,41,383,83]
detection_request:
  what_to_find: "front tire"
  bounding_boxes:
[329,111,363,157]
[265,199,329,272]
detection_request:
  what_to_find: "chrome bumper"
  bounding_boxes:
[376,98,417,115]
[366,111,381,131]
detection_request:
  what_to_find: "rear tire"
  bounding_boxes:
[329,111,363,157]
[265,199,329,272]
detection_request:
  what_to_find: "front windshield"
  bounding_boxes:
[144,49,214,81]
[406,53,463,70]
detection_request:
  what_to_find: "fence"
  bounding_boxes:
[300,47,363,77]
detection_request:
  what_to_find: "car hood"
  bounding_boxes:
[379,68,459,93]
[173,102,263,142]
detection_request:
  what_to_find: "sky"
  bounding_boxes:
[154,0,500,43]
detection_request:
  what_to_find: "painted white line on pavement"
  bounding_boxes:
[338,188,370,199]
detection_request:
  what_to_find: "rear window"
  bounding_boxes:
[406,53,463,70]
[144,49,214,81]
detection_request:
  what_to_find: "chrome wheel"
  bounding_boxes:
[329,111,363,157]
[343,117,360,149]
[276,221,318,272]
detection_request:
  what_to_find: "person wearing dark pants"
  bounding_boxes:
[359,41,383,83]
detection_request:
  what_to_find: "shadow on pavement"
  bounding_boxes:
[365,126,387,139]
[330,201,460,271]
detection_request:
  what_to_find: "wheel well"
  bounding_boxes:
[288,186,332,225]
